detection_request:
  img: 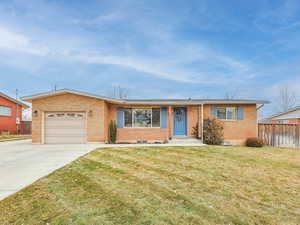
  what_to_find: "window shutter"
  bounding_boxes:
[211,106,217,117]
[161,107,168,128]
[237,107,244,120]
[117,107,124,128]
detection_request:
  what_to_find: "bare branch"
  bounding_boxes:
[224,88,240,99]
[277,85,297,113]
[109,85,129,99]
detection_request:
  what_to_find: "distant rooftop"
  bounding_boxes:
[269,106,300,120]
[0,92,29,108]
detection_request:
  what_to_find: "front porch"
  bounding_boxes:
[166,105,204,141]
[114,105,204,144]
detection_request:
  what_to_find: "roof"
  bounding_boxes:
[21,89,123,104]
[21,88,270,105]
[269,106,300,120]
[124,99,269,105]
[0,92,29,108]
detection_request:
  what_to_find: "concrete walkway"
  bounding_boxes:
[0,140,205,200]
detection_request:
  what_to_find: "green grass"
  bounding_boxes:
[1,146,300,225]
[0,135,30,141]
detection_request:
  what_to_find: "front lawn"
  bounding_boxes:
[0,135,30,141]
[0,146,299,225]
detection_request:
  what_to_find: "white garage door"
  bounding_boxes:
[45,112,86,144]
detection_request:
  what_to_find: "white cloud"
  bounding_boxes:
[0,24,251,85]
[254,0,300,33]
[0,26,49,56]
[71,12,123,25]
[0,0,253,86]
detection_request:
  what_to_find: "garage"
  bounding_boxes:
[45,112,86,144]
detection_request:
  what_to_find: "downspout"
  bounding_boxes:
[16,89,19,134]
[256,104,265,138]
[256,104,265,111]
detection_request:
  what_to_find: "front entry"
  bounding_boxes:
[173,107,187,136]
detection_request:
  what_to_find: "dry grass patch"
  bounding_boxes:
[0,135,30,141]
[0,146,300,225]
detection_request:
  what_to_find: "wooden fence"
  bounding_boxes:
[258,123,300,148]
[20,121,32,135]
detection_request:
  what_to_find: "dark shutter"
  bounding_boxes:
[211,106,217,117]
[161,107,168,128]
[117,107,124,128]
[237,107,244,120]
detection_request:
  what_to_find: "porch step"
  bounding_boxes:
[169,137,203,144]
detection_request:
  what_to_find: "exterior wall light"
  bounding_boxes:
[88,110,93,117]
[33,110,38,117]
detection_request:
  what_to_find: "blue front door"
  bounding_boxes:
[173,107,187,136]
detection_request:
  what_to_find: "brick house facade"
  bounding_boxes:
[22,89,268,145]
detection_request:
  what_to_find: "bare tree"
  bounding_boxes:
[224,88,240,99]
[224,92,236,99]
[110,85,129,99]
[277,85,297,113]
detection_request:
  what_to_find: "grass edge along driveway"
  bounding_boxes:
[0,145,299,225]
[0,135,31,142]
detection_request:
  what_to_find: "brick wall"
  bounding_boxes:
[0,95,23,134]
[107,104,169,143]
[204,104,257,145]
[107,104,257,144]
[30,95,258,145]
[31,93,106,143]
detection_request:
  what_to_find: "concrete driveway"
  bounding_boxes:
[0,139,102,200]
[0,139,205,200]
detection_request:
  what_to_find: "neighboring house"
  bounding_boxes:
[268,106,300,124]
[0,92,29,134]
[22,89,269,145]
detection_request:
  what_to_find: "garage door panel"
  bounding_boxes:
[46,120,85,127]
[45,129,85,135]
[45,112,86,144]
[45,136,86,144]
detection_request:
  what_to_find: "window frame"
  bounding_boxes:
[278,120,289,124]
[216,107,237,120]
[0,105,12,116]
[123,108,161,128]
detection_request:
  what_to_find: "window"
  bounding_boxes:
[0,106,12,116]
[216,108,226,119]
[216,107,237,120]
[67,113,76,117]
[133,109,151,127]
[124,108,161,127]
[278,120,289,124]
[226,107,237,120]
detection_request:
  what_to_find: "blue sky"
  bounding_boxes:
[0,0,300,116]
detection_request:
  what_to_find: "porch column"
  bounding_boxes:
[198,104,204,140]
[168,106,172,138]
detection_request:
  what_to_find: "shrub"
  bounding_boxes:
[108,120,117,144]
[191,123,200,138]
[246,137,265,147]
[203,118,224,145]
